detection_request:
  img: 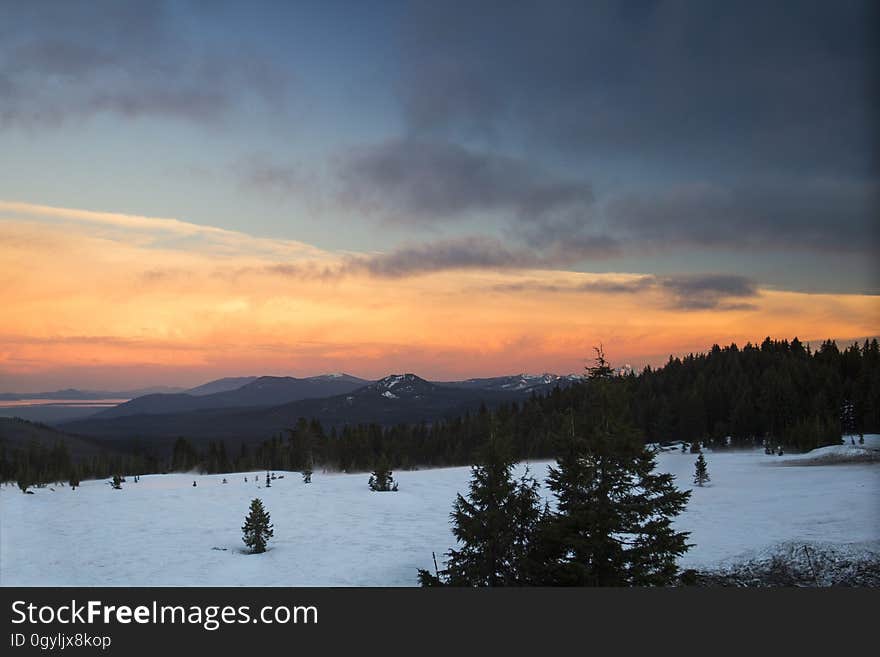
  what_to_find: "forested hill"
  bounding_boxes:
[217,337,880,473]
[631,337,879,446]
[2,337,878,480]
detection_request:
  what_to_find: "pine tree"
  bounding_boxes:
[419,429,543,586]
[528,347,691,586]
[841,399,856,438]
[693,452,710,486]
[68,468,81,490]
[265,471,271,488]
[241,498,274,554]
[16,466,30,494]
[111,474,122,490]
[368,457,396,492]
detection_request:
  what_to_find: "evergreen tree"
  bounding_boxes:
[693,452,710,486]
[368,457,396,491]
[302,465,313,484]
[419,429,543,586]
[528,347,691,586]
[111,474,122,490]
[841,399,856,438]
[16,466,30,493]
[265,471,271,488]
[68,467,81,490]
[241,498,274,554]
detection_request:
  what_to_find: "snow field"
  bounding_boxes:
[1,439,878,586]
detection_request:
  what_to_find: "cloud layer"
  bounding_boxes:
[0,1,290,127]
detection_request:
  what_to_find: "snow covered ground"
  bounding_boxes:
[1,438,878,586]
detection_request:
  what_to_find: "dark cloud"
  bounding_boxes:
[0,1,291,127]
[336,134,878,258]
[337,137,615,259]
[336,0,879,263]
[339,137,594,226]
[656,274,759,310]
[606,179,880,253]
[341,234,623,278]
[492,272,759,311]
[344,237,541,278]
[399,1,878,177]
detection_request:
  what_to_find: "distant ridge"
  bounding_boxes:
[184,377,259,396]
[0,386,184,401]
[90,374,370,419]
[60,372,579,440]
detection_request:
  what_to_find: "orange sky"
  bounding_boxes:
[1,201,878,390]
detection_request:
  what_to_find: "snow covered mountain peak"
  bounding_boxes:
[370,373,435,397]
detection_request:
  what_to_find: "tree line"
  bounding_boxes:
[2,337,876,488]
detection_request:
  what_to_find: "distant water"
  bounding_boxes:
[0,398,128,408]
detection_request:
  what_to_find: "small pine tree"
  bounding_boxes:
[16,466,30,494]
[111,474,122,490]
[693,452,710,486]
[265,471,271,488]
[302,466,312,484]
[242,498,274,554]
[368,457,396,492]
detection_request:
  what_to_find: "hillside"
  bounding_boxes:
[0,417,117,461]
[92,374,369,419]
[61,374,522,441]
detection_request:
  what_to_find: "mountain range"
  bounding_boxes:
[91,374,369,419]
[59,372,581,443]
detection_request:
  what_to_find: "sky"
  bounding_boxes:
[0,0,878,390]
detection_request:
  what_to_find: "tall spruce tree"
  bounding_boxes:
[418,427,543,586]
[693,452,710,486]
[528,346,691,586]
[242,498,274,554]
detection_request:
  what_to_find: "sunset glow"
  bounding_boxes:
[2,201,876,389]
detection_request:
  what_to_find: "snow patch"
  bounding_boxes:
[1,445,877,586]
